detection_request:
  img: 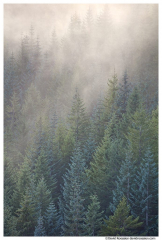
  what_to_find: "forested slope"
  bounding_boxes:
[4,5,158,236]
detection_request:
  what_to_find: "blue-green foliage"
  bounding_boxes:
[62,145,87,236]
[129,148,158,235]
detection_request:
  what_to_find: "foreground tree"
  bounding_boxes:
[100,197,143,236]
[62,145,87,236]
[84,194,103,236]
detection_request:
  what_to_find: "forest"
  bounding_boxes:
[4,4,158,236]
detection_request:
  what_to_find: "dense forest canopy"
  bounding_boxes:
[4,4,158,236]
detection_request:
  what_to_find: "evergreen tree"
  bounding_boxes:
[4,203,18,236]
[4,152,16,207]
[34,177,52,217]
[129,148,158,235]
[87,120,125,212]
[11,156,32,213]
[110,148,135,213]
[103,72,118,124]
[100,197,143,236]
[127,86,141,116]
[34,148,57,197]
[34,215,46,236]
[44,201,59,236]
[84,194,103,236]
[62,145,86,236]
[148,107,158,164]
[116,70,130,117]
[126,107,150,164]
[16,188,36,236]
[68,89,89,146]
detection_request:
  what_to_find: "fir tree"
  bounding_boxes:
[100,197,143,236]
[34,177,52,217]
[34,215,46,236]
[44,201,59,236]
[110,148,135,213]
[4,203,18,236]
[129,148,158,235]
[103,72,118,124]
[16,188,36,236]
[68,89,89,146]
[84,194,103,236]
[62,145,86,236]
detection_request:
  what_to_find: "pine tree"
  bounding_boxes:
[4,203,18,236]
[84,195,103,236]
[34,177,52,217]
[90,94,105,144]
[34,148,57,197]
[62,145,87,236]
[44,201,59,236]
[103,72,118,124]
[4,152,16,207]
[127,86,141,116]
[129,148,158,235]
[116,70,130,117]
[87,121,125,212]
[34,215,46,236]
[148,107,158,164]
[11,156,32,213]
[100,197,143,236]
[110,148,135,213]
[126,107,150,164]
[68,89,89,146]
[16,188,36,236]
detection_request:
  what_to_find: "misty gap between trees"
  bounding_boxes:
[4,4,158,236]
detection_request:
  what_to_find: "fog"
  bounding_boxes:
[4,4,158,116]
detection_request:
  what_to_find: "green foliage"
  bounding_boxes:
[4,203,18,236]
[126,107,150,164]
[127,86,141,116]
[129,148,158,235]
[4,16,158,236]
[103,72,118,123]
[110,148,135,213]
[84,195,103,236]
[16,189,36,236]
[68,89,89,145]
[34,215,46,236]
[62,146,87,236]
[34,177,52,216]
[100,197,143,236]
[44,201,59,236]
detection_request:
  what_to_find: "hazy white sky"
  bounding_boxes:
[4,4,143,51]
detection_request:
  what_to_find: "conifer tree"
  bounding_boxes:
[116,70,130,117]
[100,197,143,236]
[87,121,125,212]
[148,107,158,164]
[126,107,150,164]
[34,148,57,197]
[103,72,118,124]
[68,89,89,146]
[4,152,16,207]
[44,201,59,236]
[84,195,103,236]
[127,86,141,116]
[34,177,52,217]
[62,145,87,236]
[34,215,46,236]
[11,156,32,213]
[110,149,135,213]
[16,188,36,236]
[4,203,18,236]
[129,148,158,235]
